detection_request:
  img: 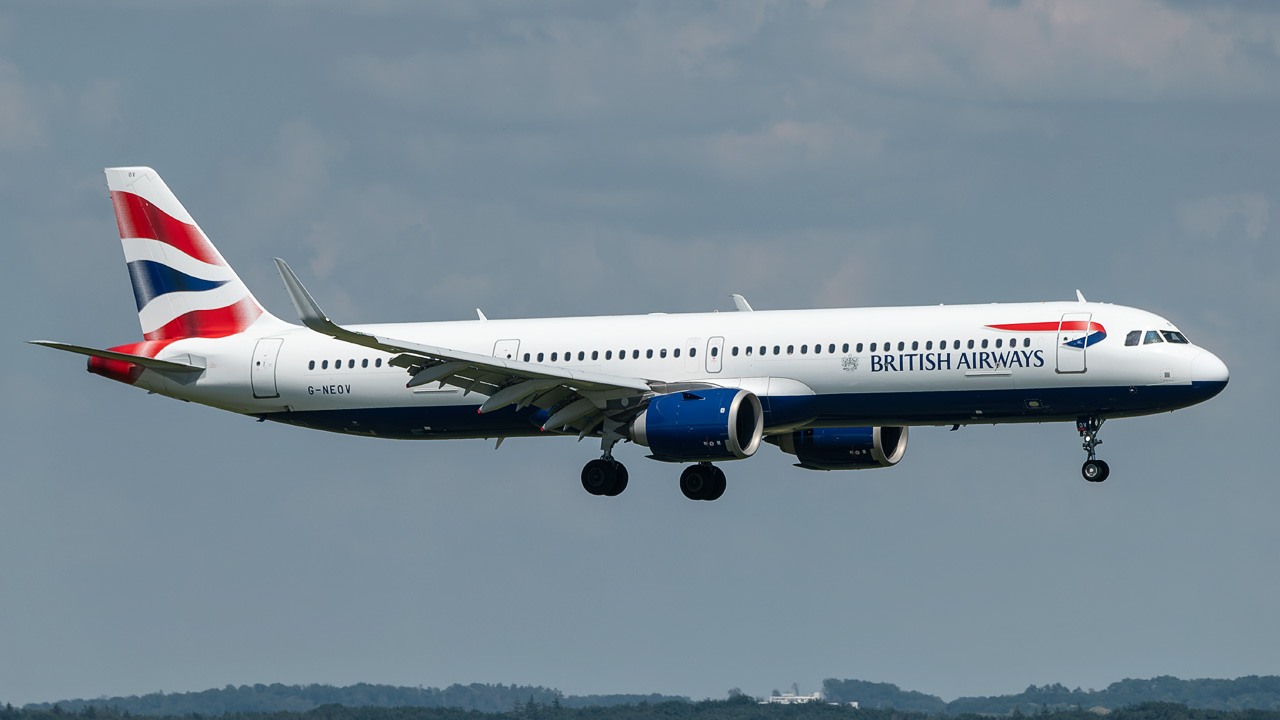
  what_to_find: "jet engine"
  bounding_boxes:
[768,426,909,470]
[631,388,764,463]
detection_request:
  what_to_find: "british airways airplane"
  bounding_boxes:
[32,167,1230,501]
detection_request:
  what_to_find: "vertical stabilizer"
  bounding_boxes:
[105,167,275,340]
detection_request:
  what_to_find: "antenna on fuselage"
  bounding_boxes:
[731,294,754,312]
[1075,289,1087,303]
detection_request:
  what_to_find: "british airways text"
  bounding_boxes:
[870,350,1045,372]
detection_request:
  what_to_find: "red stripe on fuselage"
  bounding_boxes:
[987,321,1106,333]
[143,296,263,341]
[110,190,224,266]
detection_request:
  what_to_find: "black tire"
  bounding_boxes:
[604,463,629,496]
[1082,459,1109,483]
[705,466,726,501]
[582,459,613,495]
[680,465,709,500]
[1094,459,1110,482]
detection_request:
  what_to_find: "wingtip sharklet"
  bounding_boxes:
[274,257,337,333]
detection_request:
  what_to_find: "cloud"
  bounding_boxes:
[1176,192,1270,241]
[705,121,885,179]
[0,60,46,150]
[819,0,1280,101]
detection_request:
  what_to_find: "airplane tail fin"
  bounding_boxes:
[105,167,277,340]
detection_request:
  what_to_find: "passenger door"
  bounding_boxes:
[251,338,284,398]
[1056,313,1091,374]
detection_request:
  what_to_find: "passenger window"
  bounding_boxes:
[995,339,1002,349]
[1125,331,1141,346]
[787,345,794,355]
[758,346,765,355]
[829,344,836,354]
[981,339,988,349]
[711,347,719,357]
[1024,338,1030,348]
[592,350,599,360]
[321,360,328,369]
[308,360,315,370]
[967,340,974,349]
[334,359,341,368]
[633,350,640,359]
[898,341,905,351]
[362,358,369,368]
[746,346,753,356]
[578,351,585,361]
[954,340,961,350]
[538,352,545,362]
[911,341,918,351]
[690,348,697,357]
[605,350,612,360]
[646,349,653,358]
[870,343,877,352]
[812,344,819,355]
[376,358,382,368]
[674,348,681,358]
[926,341,933,350]
[855,343,862,353]
[801,345,808,354]
[551,352,558,361]
[774,346,781,355]
[1162,331,1189,344]
[660,349,667,358]
[1144,330,1164,344]
[731,346,739,356]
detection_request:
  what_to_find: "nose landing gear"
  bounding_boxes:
[1078,416,1110,482]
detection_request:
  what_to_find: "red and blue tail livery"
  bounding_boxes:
[105,167,268,341]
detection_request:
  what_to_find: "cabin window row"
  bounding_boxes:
[516,337,1033,364]
[308,358,385,370]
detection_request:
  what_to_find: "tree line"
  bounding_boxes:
[5,697,1280,720]
[821,676,1280,714]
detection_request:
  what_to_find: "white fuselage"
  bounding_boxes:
[127,300,1229,441]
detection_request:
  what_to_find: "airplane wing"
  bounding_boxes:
[274,259,655,430]
[29,340,205,372]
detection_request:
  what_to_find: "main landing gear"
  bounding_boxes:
[581,420,629,497]
[680,463,726,501]
[1077,415,1110,483]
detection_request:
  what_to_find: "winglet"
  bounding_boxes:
[1075,289,1087,303]
[731,294,754,312]
[274,258,346,335]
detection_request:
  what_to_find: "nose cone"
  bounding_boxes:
[1191,351,1230,397]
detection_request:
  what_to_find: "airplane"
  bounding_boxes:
[31,167,1230,501]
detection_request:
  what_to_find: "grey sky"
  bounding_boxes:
[2,0,1278,708]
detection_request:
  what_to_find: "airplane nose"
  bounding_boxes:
[1191,351,1230,387]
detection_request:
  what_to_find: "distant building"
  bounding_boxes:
[763,692,823,705]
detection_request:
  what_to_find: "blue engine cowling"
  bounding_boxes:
[630,388,764,462]
[768,426,909,470]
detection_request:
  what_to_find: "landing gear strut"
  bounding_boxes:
[1077,416,1110,483]
[581,419,629,497]
[680,463,727,501]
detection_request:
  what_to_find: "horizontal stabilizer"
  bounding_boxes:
[29,340,205,372]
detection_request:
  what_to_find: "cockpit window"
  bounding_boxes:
[1162,331,1189,344]
[1143,330,1164,345]
[1125,330,1141,347]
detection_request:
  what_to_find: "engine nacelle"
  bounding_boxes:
[631,388,764,462]
[768,426,909,470]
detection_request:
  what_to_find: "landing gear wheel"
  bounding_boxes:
[680,464,711,501]
[1082,459,1110,483]
[582,459,613,496]
[604,463,629,496]
[706,466,726,501]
